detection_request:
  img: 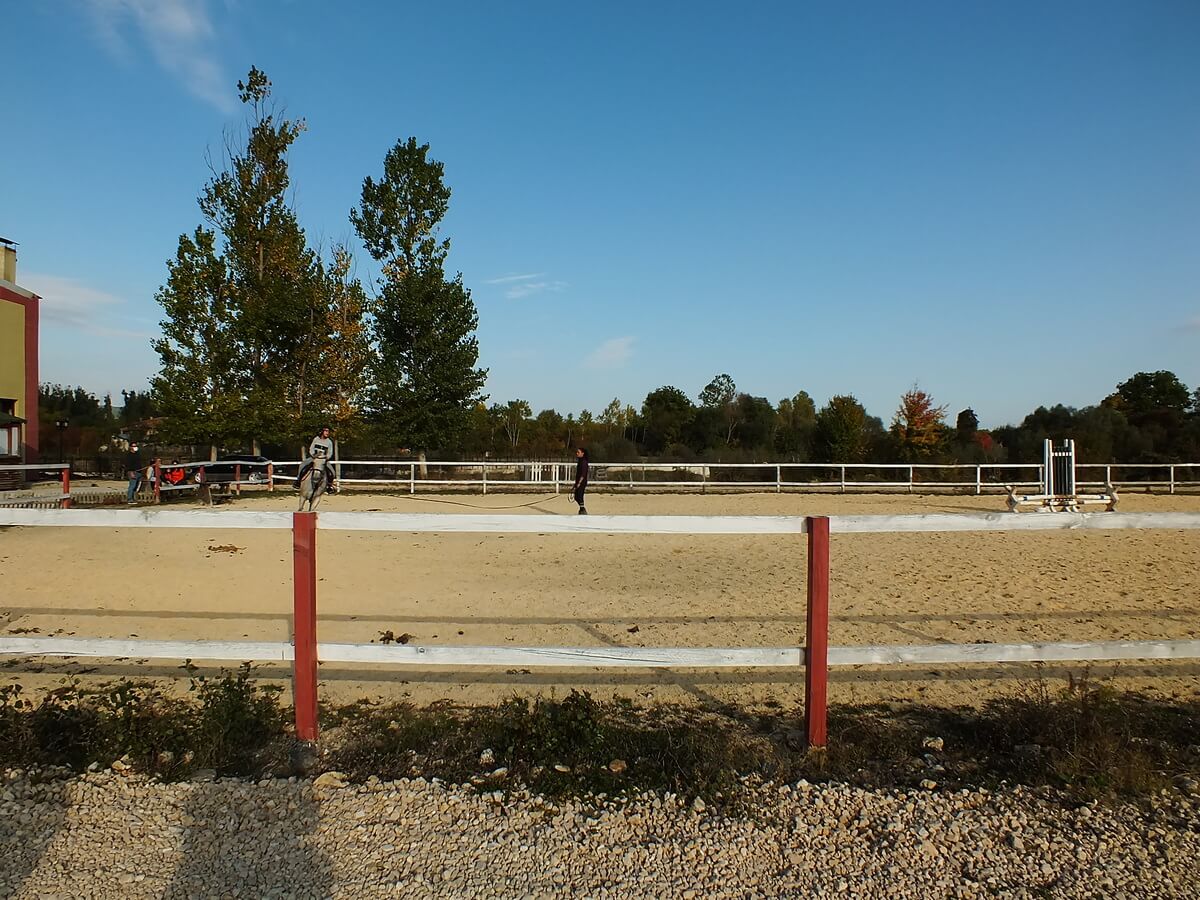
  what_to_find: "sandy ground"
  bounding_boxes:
[1,487,1198,710]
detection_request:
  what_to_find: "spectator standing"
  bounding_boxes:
[126,443,145,503]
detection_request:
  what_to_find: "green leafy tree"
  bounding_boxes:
[500,400,532,450]
[814,395,870,462]
[197,67,323,448]
[775,391,816,459]
[307,247,370,443]
[352,137,486,452]
[599,398,627,435]
[152,227,245,455]
[734,394,777,452]
[1105,371,1191,417]
[699,374,740,446]
[642,386,695,451]
[1102,371,1193,461]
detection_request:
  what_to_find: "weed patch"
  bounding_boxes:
[0,674,1195,804]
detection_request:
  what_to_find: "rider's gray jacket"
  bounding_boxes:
[308,436,334,460]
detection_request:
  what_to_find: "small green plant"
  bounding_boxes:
[94,680,191,776]
[186,662,286,775]
[975,672,1179,797]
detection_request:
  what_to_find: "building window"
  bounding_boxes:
[0,427,11,457]
[0,399,14,415]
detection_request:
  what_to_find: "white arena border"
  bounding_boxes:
[2,508,1197,665]
[3,507,1199,745]
[3,637,1199,670]
[4,508,1200,534]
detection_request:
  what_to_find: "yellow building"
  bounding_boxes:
[0,237,40,469]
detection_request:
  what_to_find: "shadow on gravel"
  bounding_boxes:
[0,779,70,895]
[164,780,332,899]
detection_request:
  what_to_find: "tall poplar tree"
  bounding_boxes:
[154,68,367,453]
[351,137,487,453]
[199,67,320,448]
[152,227,245,456]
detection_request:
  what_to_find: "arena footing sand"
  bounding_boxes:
[2,490,1198,709]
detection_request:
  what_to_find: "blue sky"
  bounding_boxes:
[5,0,1199,427]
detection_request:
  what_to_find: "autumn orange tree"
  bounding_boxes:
[890,386,948,461]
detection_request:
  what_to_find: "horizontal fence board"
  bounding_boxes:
[317,513,811,534]
[829,639,1200,666]
[2,637,1196,669]
[0,509,293,529]
[829,512,1200,534]
[0,638,799,668]
[314,644,802,667]
[4,509,1200,534]
[0,638,292,661]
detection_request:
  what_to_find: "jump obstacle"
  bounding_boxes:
[1,507,1199,749]
[1007,439,1118,513]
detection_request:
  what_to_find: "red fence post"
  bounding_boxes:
[805,515,830,748]
[235,464,242,497]
[60,466,71,509]
[292,511,319,741]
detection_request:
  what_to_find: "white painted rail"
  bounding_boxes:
[317,512,810,535]
[3,637,1197,669]
[261,459,1200,495]
[4,508,1200,535]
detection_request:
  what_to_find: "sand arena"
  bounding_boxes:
[1,489,1198,709]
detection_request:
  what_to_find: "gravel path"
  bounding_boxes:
[1,768,1197,898]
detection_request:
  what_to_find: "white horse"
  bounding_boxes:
[297,455,333,512]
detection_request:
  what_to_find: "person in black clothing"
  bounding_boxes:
[573,447,589,515]
[125,443,145,503]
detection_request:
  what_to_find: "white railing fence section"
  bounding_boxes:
[264,459,1200,495]
[1,508,1199,748]
[7,460,1199,498]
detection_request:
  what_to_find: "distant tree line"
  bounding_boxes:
[43,370,1200,466]
[460,370,1200,465]
[37,384,158,459]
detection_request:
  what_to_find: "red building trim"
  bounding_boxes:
[0,284,40,462]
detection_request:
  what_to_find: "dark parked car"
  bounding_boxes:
[196,454,272,484]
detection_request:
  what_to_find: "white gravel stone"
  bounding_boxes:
[0,769,1196,898]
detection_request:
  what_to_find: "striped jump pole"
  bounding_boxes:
[60,466,71,509]
[805,515,830,748]
[292,511,319,741]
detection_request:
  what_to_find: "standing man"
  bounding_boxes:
[573,447,589,515]
[125,442,145,503]
[295,426,335,490]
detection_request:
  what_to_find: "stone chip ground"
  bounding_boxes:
[1,768,1197,898]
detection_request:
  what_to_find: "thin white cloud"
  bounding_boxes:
[1181,315,1200,333]
[505,279,567,300]
[484,273,544,285]
[585,336,635,369]
[82,0,234,113]
[483,272,568,299]
[22,272,155,340]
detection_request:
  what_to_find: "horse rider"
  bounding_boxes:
[294,426,335,490]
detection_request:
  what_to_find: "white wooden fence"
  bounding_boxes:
[8,460,1198,499]
[1,507,1198,747]
[264,459,1200,495]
